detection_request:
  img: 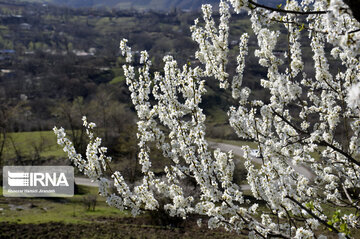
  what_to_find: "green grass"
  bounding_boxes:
[207,108,228,123]
[0,185,129,224]
[0,24,8,30]
[0,200,127,224]
[2,131,66,160]
[109,76,125,84]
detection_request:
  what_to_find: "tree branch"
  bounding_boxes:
[320,140,360,168]
[248,0,328,15]
[286,196,345,237]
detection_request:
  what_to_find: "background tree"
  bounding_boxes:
[0,100,23,166]
[53,97,88,155]
[55,0,360,238]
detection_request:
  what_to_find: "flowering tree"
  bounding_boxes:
[54,0,360,238]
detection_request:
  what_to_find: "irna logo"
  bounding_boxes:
[3,166,74,197]
[8,171,69,187]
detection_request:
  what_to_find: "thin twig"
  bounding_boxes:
[248,0,328,15]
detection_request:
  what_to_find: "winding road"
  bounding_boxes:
[75,177,98,187]
[75,141,315,191]
[209,141,315,180]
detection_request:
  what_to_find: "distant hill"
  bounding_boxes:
[20,0,294,11]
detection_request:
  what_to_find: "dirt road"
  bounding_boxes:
[209,141,315,180]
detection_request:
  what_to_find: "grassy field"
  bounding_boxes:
[0,185,129,224]
[0,185,246,238]
[2,131,66,161]
[0,184,356,238]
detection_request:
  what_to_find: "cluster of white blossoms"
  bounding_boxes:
[347,83,360,110]
[55,0,360,238]
[232,33,249,99]
[191,1,231,88]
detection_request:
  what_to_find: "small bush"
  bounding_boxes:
[83,194,97,211]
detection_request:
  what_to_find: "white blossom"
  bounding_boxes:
[347,82,360,109]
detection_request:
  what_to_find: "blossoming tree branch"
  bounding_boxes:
[54,0,360,238]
